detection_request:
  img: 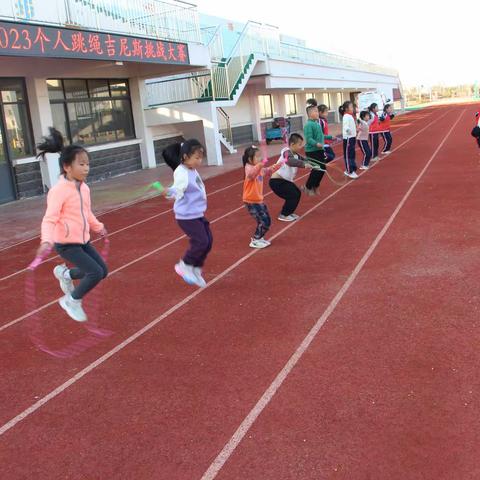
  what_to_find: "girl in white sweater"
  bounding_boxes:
[339,101,358,179]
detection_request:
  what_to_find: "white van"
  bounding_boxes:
[358,91,391,112]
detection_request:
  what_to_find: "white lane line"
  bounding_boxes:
[199,110,465,480]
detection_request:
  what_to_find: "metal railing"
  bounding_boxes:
[145,72,210,105]
[0,0,201,43]
[278,42,398,76]
[217,107,233,146]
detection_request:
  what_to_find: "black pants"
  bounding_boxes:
[370,133,380,158]
[55,242,108,300]
[358,139,372,166]
[477,137,480,148]
[269,178,301,216]
[343,137,357,173]
[305,149,326,190]
[177,217,213,267]
[381,131,393,152]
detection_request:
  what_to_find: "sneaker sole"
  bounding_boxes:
[278,217,296,222]
[59,297,87,322]
[174,265,197,285]
[249,243,268,249]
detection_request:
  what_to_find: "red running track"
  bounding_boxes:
[1,104,478,479]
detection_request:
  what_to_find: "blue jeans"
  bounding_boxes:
[245,203,271,239]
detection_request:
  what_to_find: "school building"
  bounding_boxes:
[0,0,403,205]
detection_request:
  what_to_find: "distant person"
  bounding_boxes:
[303,103,334,195]
[379,104,395,154]
[368,103,381,162]
[339,101,358,179]
[318,104,337,162]
[357,110,374,169]
[472,112,480,150]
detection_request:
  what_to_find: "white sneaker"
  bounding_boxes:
[258,238,271,246]
[350,172,359,179]
[249,238,269,249]
[59,294,87,322]
[359,165,369,170]
[174,260,197,285]
[371,156,380,162]
[193,267,207,288]
[53,264,74,295]
[278,214,297,222]
[383,150,392,155]
[290,214,300,220]
[301,186,316,196]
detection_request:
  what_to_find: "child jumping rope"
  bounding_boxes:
[303,103,333,195]
[340,101,358,179]
[269,133,312,221]
[379,104,395,154]
[357,110,373,170]
[368,102,381,161]
[242,145,282,248]
[318,104,336,162]
[162,140,212,288]
[36,128,108,322]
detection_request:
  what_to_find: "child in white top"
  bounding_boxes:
[339,101,358,179]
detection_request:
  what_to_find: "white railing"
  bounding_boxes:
[0,0,201,43]
[146,72,210,105]
[201,25,224,62]
[278,42,398,76]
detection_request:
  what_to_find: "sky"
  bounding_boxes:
[194,0,476,87]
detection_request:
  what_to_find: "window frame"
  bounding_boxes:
[47,78,136,146]
[258,94,274,120]
[285,93,297,115]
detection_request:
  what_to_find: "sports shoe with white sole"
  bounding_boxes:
[258,238,271,246]
[359,165,369,170]
[301,186,316,196]
[59,294,87,322]
[278,214,297,222]
[193,267,207,288]
[53,264,74,295]
[249,238,269,249]
[350,171,359,179]
[174,260,197,285]
[383,150,392,155]
[290,214,300,220]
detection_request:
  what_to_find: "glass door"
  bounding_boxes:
[0,122,16,204]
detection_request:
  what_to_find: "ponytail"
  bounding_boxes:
[242,146,259,167]
[339,101,352,118]
[162,139,204,171]
[36,127,87,175]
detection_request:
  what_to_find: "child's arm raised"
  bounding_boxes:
[244,162,264,180]
[166,166,189,200]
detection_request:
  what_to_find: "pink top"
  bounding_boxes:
[41,176,104,244]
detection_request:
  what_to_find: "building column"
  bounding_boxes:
[203,103,222,166]
[249,86,262,142]
[129,77,157,169]
[25,77,60,189]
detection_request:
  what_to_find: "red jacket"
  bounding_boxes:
[320,117,329,135]
[378,113,395,132]
[369,112,380,133]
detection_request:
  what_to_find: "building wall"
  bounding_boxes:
[154,135,184,165]
[88,144,142,183]
[14,163,44,198]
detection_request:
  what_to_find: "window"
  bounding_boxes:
[285,94,297,115]
[336,92,342,107]
[47,78,135,146]
[0,78,33,160]
[305,93,315,101]
[258,94,273,120]
[318,92,331,108]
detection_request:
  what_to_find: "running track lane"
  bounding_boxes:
[0,109,447,421]
[0,105,467,479]
[0,109,437,331]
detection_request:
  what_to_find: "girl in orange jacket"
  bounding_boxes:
[36,128,108,322]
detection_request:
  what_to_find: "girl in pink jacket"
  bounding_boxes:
[36,128,108,322]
